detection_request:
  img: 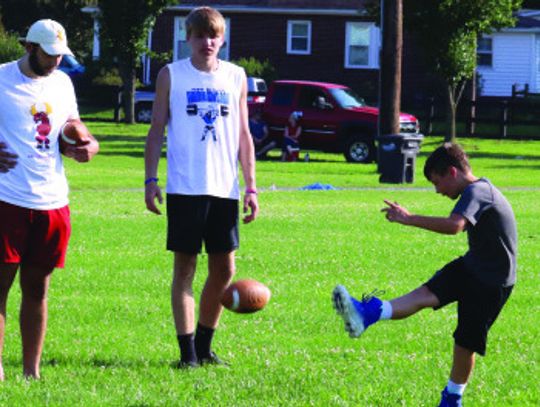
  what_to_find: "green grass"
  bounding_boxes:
[0,120,539,406]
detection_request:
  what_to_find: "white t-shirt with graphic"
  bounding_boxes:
[166,58,245,200]
[0,61,79,210]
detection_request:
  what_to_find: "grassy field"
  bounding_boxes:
[0,120,539,406]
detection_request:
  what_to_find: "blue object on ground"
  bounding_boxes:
[300,183,336,190]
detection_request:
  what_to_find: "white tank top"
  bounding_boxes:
[0,61,79,209]
[166,58,245,199]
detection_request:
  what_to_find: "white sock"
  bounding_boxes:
[380,301,392,320]
[447,380,467,396]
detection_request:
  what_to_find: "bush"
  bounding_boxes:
[91,66,123,87]
[232,57,277,82]
[0,30,24,63]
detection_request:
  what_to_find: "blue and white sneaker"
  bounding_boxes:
[332,285,383,338]
[438,388,463,407]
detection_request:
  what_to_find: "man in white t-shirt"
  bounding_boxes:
[0,19,99,380]
[144,6,258,368]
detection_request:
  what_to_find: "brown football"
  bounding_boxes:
[221,279,271,314]
[59,119,91,148]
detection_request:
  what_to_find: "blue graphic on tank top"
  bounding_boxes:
[186,88,230,141]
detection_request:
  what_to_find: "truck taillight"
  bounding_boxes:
[248,95,266,103]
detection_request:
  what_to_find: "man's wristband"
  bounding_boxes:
[145,177,159,185]
[245,188,258,195]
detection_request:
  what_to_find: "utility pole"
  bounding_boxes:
[379,0,402,137]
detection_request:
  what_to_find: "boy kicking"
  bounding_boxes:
[333,143,517,406]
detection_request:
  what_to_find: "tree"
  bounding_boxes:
[378,0,402,138]
[232,57,278,83]
[404,0,522,141]
[0,0,93,59]
[98,0,175,123]
[0,28,24,63]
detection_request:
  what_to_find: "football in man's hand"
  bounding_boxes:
[221,279,271,313]
[59,119,91,149]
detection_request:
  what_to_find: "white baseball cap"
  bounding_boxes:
[25,19,73,56]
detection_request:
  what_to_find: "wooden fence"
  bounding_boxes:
[420,94,540,139]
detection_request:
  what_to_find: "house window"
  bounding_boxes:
[287,20,311,55]
[345,22,379,69]
[477,36,493,67]
[173,17,230,61]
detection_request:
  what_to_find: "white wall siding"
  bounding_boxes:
[536,34,540,92]
[478,33,535,96]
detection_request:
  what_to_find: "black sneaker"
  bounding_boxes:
[175,359,199,369]
[198,351,228,366]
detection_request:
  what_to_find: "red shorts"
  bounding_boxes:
[0,200,71,269]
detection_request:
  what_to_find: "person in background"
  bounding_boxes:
[281,112,302,162]
[249,110,275,159]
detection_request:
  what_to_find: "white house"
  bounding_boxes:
[477,9,540,97]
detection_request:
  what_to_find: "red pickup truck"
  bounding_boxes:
[258,80,420,163]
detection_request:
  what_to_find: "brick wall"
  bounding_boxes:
[150,10,380,102]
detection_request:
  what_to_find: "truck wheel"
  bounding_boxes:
[135,102,153,123]
[344,137,374,163]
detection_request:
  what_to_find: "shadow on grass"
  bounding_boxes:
[93,134,149,158]
[468,152,540,161]
[258,157,347,164]
[94,135,147,143]
[259,151,350,164]
[488,163,540,170]
[32,356,178,370]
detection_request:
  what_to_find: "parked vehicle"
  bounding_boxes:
[247,77,268,104]
[261,80,421,163]
[134,90,155,124]
[134,77,267,123]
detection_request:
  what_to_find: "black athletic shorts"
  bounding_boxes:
[166,194,239,254]
[425,257,513,356]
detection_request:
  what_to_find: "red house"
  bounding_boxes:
[144,0,389,102]
[81,1,436,104]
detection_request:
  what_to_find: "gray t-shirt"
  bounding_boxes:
[452,178,517,287]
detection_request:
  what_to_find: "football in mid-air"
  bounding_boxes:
[59,119,91,148]
[221,279,271,313]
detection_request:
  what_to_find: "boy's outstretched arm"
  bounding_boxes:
[381,199,467,235]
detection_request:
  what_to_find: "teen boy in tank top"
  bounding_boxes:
[144,6,259,368]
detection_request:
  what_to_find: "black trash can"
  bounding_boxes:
[377,134,423,184]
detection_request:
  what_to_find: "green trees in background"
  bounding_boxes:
[404,0,523,142]
[0,0,93,59]
[0,26,24,63]
[98,0,175,124]
[232,57,278,83]
[366,0,523,141]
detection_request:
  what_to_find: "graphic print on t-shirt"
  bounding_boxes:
[30,102,53,150]
[186,88,230,141]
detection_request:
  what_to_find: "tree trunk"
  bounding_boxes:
[467,71,476,137]
[119,61,136,124]
[379,0,402,137]
[445,80,468,142]
[445,84,457,142]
